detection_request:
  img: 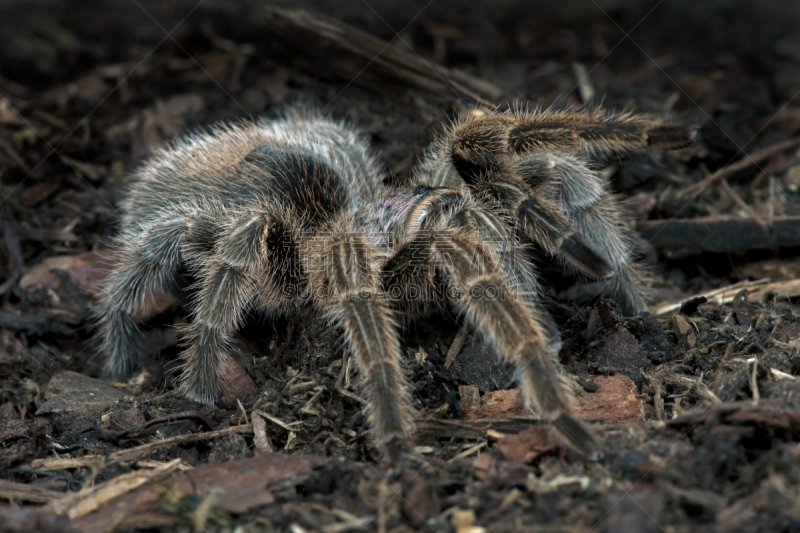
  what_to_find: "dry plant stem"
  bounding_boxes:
[650,278,800,315]
[45,458,185,518]
[679,136,800,198]
[0,138,31,173]
[26,424,253,470]
[262,7,501,106]
[0,479,62,504]
[719,178,768,229]
[667,374,722,404]
[636,215,800,252]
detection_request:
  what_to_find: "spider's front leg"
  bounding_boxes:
[303,221,414,456]
[397,219,600,458]
[443,109,694,314]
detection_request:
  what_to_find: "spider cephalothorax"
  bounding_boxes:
[93,107,694,459]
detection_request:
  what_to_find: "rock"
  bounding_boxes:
[37,371,126,419]
[217,358,259,410]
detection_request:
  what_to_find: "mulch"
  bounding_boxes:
[2,1,800,531]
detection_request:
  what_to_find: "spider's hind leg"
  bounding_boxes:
[176,205,297,404]
[94,216,189,380]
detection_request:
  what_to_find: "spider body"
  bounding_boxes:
[94,107,693,459]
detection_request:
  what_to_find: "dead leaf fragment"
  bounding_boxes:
[20,250,113,296]
[20,182,59,207]
[494,426,558,462]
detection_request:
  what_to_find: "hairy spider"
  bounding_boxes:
[93,106,694,459]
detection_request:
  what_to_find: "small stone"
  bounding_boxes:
[37,371,126,419]
[217,358,259,410]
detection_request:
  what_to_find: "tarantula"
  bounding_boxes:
[93,106,693,459]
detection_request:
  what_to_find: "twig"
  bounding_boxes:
[750,360,761,405]
[256,410,303,431]
[650,278,800,316]
[262,7,502,106]
[719,178,769,229]
[447,441,487,463]
[0,479,63,504]
[26,424,253,470]
[679,136,800,199]
[0,139,31,174]
[45,458,185,518]
[650,279,769,316]
[666,374,722,404]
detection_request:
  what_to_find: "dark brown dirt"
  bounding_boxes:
[2,1,800,532]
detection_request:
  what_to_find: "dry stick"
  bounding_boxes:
[679,136,800,199]
[26,424,253,471]
[46,458,186,518]
[650,277,800,316]
[0,139,32,174]
[719,177,769,230]
[0,479,63,504]
[262,7,501,107]
[649,279,770,316]
[636,215,800,252]
[667,374,722,404]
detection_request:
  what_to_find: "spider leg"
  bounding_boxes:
[508,107,696,155]
[415,220,599,458]
[177,205,296,403]
[511,152,652,314]
[304,222,413,453]
[450,108,694,164]
[447,202,563,352]
[476,174,616,280]
[445,109,682,314]
[94,216,188,379]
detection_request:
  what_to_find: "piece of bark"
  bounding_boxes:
[461,375,645,424]
[262,8,502,105]
[636,215,800,252]
[37,370,128,420]
[577,375,646,424]
[69,453,327,533]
